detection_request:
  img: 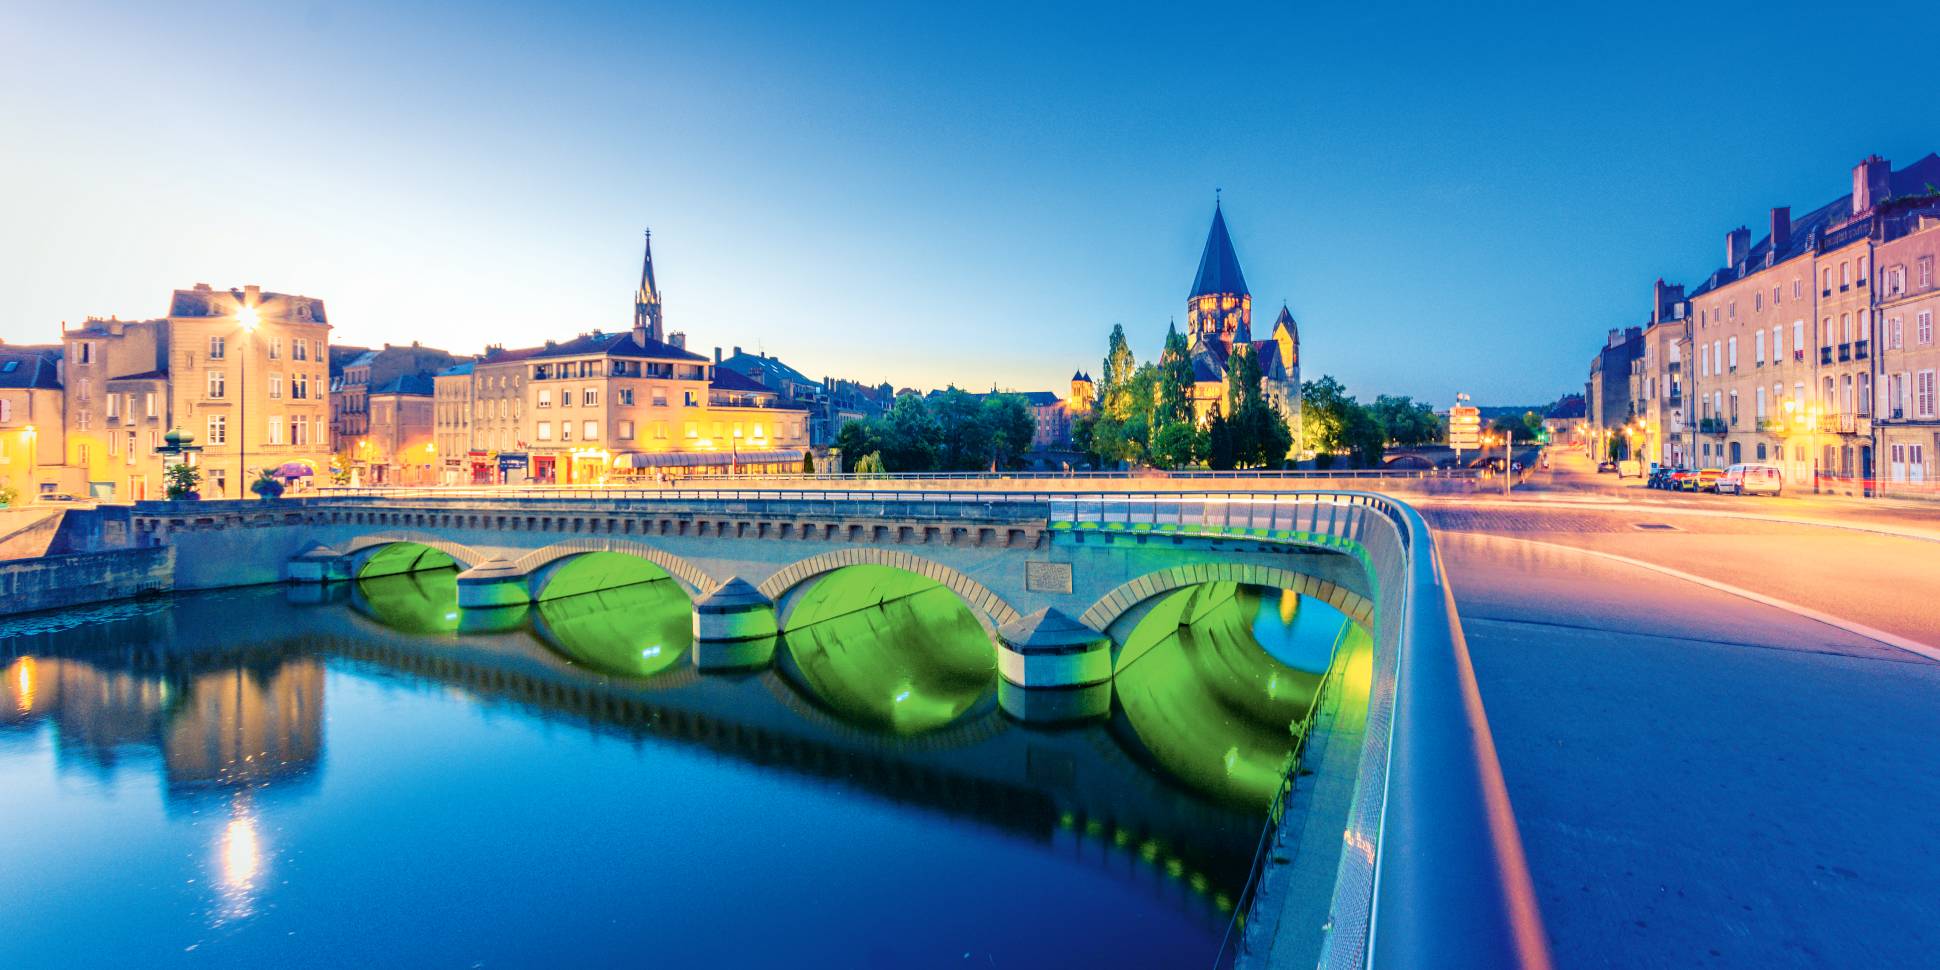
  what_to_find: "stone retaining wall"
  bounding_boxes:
[0,546,175,616]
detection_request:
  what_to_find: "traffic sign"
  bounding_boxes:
[1449,405,1482,451]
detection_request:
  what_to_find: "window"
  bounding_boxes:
[654,421,668,439]
[561,422,573,441]
[1822,318,1833,347]
[107,393,119,418]
[1772,326,1782,363]
[1920,311,1934,346]
[1793,279,1802,299]
[209,335,226,359]
[1890,317,1904,350]
[1842,313,1852,342]
[292,373,309,400]
[207,414,227,445]
[582,421,597,440]
[269,373,283,399]
[1773,285,1781,306]
[618,388,633,406]
[1920,370,1937,418]
[538,390,552,408]
[1713,340,1722,373]
[1729,300,1736,320]
[1860,309,1871,341]
[1700,344,1710,377]
[1754,331,1763,366]
[76,342,92,364]
[1754,292,1762,312]
[618,420,634,439]
[1823,268,1834,292]
[1728,390,1739,425]
[293,340,308,362]
[684,390,700,407]
[293,418,309,446]
[582,388,597,407]
[144,392,156,417]
[1840,261,1851,287]
[125,431,136,464]
[207,370,226,399]
[108,430,119,456]
[268,416,284,445]
[537,421,553,441]
[1727,337,1737,370]
[1859,373,1871,416]
[1793,321,1804,356]
[652,388,667,407]
[1921,256,1934,288]
[684,421,698,439]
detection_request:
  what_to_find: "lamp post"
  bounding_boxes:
[234,304,260,498]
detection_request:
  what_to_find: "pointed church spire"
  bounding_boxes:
[634,228,663,344]
[1190,200,1248,299]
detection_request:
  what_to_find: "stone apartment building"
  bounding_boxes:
[57,284,333,499]
[1627,281,1689,467]
[1874,212,1940,493]
[362,373,436,485]
[0,344,69,498]
[1605,152,1940,494]
[433,361,476,485]
[330,342,459,444]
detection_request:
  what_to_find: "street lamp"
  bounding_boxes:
[235,303,260,499]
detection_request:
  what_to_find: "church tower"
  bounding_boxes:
[633,229,664,345]
[1186,200,1251,354]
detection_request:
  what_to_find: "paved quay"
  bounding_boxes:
[1440,530,1940,969]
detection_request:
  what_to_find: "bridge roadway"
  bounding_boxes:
[1423,500,1940,969]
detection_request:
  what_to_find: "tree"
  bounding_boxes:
[1221,349,1292,467]
[1205,408,1237,470]
[835,418,882,468]
[933,387,992,470]
[881,394,942,472]
[250,468,285,499]
[164,462,202,500]
[1151,421,1200,469]
[1157,324,1195,427]
[1371,395,1442,447]
[1099,324,1138,422]
[1339,402,1386,467]
[853,451,887,476]
[1300,376,1351,459]
[980,393,1037,470]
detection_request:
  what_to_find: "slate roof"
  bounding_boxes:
[370,373,435,397]
[437,361,475,377]
[1688,153,1940,299]
[719,350,816,389]
[708,366,773,393]
[528,330,706,362]
[1017,391,1062,407]
[108,369,169,382]
[0,350,61,390]
[1190,202,1249,298]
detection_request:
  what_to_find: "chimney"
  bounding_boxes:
[732,345,742,358]
[713,346,722,363]
[1853,155,1891,215]
[1725,226,1751,268]
[669,331,686,350]
[1770,206,1792,254]
[243,284,261,304]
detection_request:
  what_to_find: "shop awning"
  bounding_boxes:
[612,449,804,470]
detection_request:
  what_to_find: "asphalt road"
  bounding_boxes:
[1431,480,1940,969]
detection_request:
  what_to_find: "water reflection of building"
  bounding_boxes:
[0,653,324,796]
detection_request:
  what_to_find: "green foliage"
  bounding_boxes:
[834,391,1037,473]
[1205,409,1237,470]
[1301,375,1384,468]
[1221,348,1291,468]
[1099,324,1138,422]
[852,451,887,476]
[882,393,943,471]
[1151,421,1200,470]
[1157,326,1195,427]
[0,484,16,507]
[1371,395,1442,447]
[164,462,202,500]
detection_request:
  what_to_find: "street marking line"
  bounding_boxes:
[1416,497,1940,545]
[1464,534,1940,665]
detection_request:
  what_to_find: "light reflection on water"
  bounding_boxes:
[0,568,1366,968]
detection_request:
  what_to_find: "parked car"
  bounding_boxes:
[1670,469,1699,491]
[1646,466,1675,489]
[1719,463,1783,496]
[1596,460,1618,473]
[1695,468,1725,493]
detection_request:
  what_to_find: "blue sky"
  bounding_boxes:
[3,1,1937,406]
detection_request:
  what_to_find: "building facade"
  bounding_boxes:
[1609,151,1940,495]
[1874,213,1940,494]
[0,345,69,498]
[362,374,436,485]
[330,342,459,444]
[57,284,332,500]
[433,362,475,484]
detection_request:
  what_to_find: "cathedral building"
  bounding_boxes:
[1181,202,1302,449]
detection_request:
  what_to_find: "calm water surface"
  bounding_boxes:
[0,570,1365,968]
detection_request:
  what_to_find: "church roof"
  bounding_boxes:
[1272,304,1298,340]
[1190,202,1249,299]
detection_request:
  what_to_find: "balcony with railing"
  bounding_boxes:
[1838,343,1852,362]
[1855,339,1869,360]
[1698,417,1727,435]
[1820,346,1834,365]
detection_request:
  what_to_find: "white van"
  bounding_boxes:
[1718,463,1782,496]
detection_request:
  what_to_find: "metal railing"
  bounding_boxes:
[1055,491,1551,970]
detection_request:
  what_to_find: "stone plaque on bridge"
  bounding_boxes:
[1024,560,1073,594]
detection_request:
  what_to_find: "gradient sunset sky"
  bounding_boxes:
[4,1,1937,404]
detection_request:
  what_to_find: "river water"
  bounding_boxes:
[0,568,1366,968]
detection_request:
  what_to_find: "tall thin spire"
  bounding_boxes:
[634,228,663,343]
[1189,202,1248,299]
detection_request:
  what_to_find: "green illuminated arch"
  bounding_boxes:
[357,541,461,579]
[350,569,462,635]
[531,551,689,603]
[532,578,693,678]
[1114,581,1370,810]
[778,564,997,734]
